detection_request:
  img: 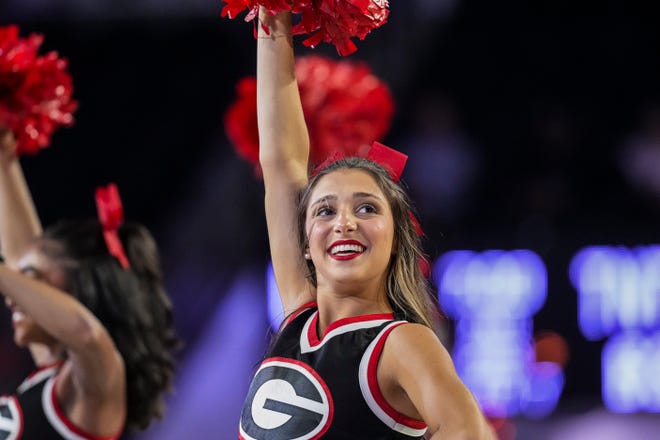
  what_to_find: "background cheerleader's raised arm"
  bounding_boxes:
[0,125,179,439]
[0,28,180,436]
[0,128,127,438]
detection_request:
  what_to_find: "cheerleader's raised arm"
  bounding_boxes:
[257,9,315,315]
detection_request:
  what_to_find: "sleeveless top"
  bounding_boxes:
[239,304,428,439]
[0,363,120,440]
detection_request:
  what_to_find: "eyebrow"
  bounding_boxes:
[310,192,383,208]
[310,195,337,209]
[353,192,383,201]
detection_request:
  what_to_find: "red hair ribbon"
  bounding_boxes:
[366,141,407,183]
[94,183,130,269]
[311,141,407,180]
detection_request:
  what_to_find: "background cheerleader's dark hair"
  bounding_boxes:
[41,219,181,431]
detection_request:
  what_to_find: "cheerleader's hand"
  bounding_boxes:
[0,128,18,164]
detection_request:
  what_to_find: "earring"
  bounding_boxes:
[304,252,311,260]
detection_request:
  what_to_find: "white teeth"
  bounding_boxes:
[12,311,24,322]
[330,244,365,255]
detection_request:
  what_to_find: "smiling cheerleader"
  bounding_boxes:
[237,9,496,440]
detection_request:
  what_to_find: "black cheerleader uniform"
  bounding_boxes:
[0,363,120,440]
[239,303,428,439]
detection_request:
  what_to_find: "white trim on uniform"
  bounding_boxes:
[42,378,90,440]
[17,365,59,394]
[300,311,392,354]
[0,395,23,440]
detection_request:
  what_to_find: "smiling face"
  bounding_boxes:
[304,168,395,293]
[4,241,70,348]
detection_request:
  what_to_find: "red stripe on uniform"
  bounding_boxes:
[366,323,427,430]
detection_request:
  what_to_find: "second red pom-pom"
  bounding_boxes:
[225,55,394,177]
[0,25,78,156]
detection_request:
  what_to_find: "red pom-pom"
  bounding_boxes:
[296,56,394,166]
[220,0,257,21]
[220,0,389,55]
[0,25,77,156]
[294,0,389,56]
[224,55,394,176]
[224,77,260,173]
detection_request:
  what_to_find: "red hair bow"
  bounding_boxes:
[366,141,407,183]
[311,141,407,181]
[94,183,130,269]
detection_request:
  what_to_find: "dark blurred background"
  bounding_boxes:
[2,1,660,439]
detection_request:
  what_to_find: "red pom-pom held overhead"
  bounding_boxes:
[295,0,390,56]
[0,25,77,156]
[224,55,394,176]
[220,0,389,55]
